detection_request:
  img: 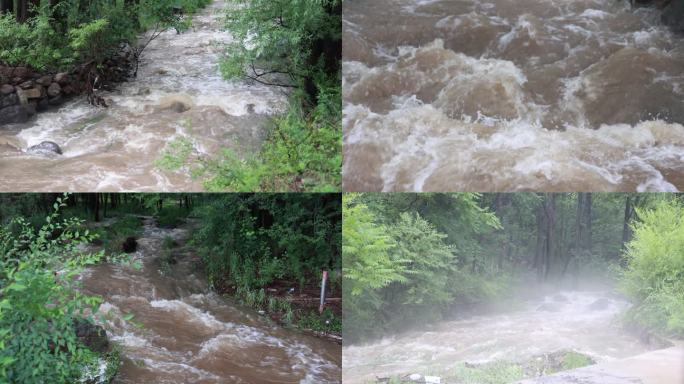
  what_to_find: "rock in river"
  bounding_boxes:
[27,141,62,155]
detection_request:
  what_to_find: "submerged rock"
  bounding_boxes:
[122,237,137,253]
[27,141,62,155]
[74,319,109,353]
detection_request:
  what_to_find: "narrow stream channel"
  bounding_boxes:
[0,0,287,192]
[81,217,341,383]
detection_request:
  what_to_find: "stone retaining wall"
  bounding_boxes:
[0,67,79,125]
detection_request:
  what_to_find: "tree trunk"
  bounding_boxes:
[622,196,634,248]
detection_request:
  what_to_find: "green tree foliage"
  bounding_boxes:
[343,193,504,342]
[193,193,341,290]
[342,194,405,296]
[620,199,684,337]
[0,0,210,70]
[221,0,341,96]
[0,195,107,383]
[342,193,406,339]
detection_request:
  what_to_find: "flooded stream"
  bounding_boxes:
[343,0,684,192]
[0,0,287,191]
[82,217,340,383]
[342,291,650,383]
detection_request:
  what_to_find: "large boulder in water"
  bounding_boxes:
[27,141,62,155]
[122,236,137,253]
[588,298,611,311]
[74,319,109,353]
[662,1,684,33]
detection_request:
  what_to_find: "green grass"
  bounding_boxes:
[368,350,596,384]
[297,307,342,333]
[232,286,340,333]
[447,361,525,384]
[560,351,594,370]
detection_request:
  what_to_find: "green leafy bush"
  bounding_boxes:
[0,9,68,70]
[69,18,110,63]
[0,196,107,383]
[620,199,684,337]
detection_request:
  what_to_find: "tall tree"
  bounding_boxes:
[534,193,556,280]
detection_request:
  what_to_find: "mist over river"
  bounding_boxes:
[343,0,684,192]
[342,291,651,383]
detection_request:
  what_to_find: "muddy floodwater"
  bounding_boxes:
[343,0,684,192]
[0,0,286,192]
[342,291,651,383]
[82,217,341,383]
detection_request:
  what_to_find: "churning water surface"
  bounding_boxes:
[343,0,684,192]
[81,218,341,383]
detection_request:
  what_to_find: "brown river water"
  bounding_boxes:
[0,0,287,192]
[81,217,341,383]
[343,0,684,192]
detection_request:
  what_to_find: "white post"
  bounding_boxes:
[319,270,328,313]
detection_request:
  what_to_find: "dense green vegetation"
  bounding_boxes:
[0,0,209,70]
[620,199,684,337]
[344,192,683,343]
[192,193,340,290]
[192,193,342,332]
[0,195,125,383]
[160,0,342,192]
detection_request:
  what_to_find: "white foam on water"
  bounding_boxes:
[343,0,684,192]
[150,299,231,331]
